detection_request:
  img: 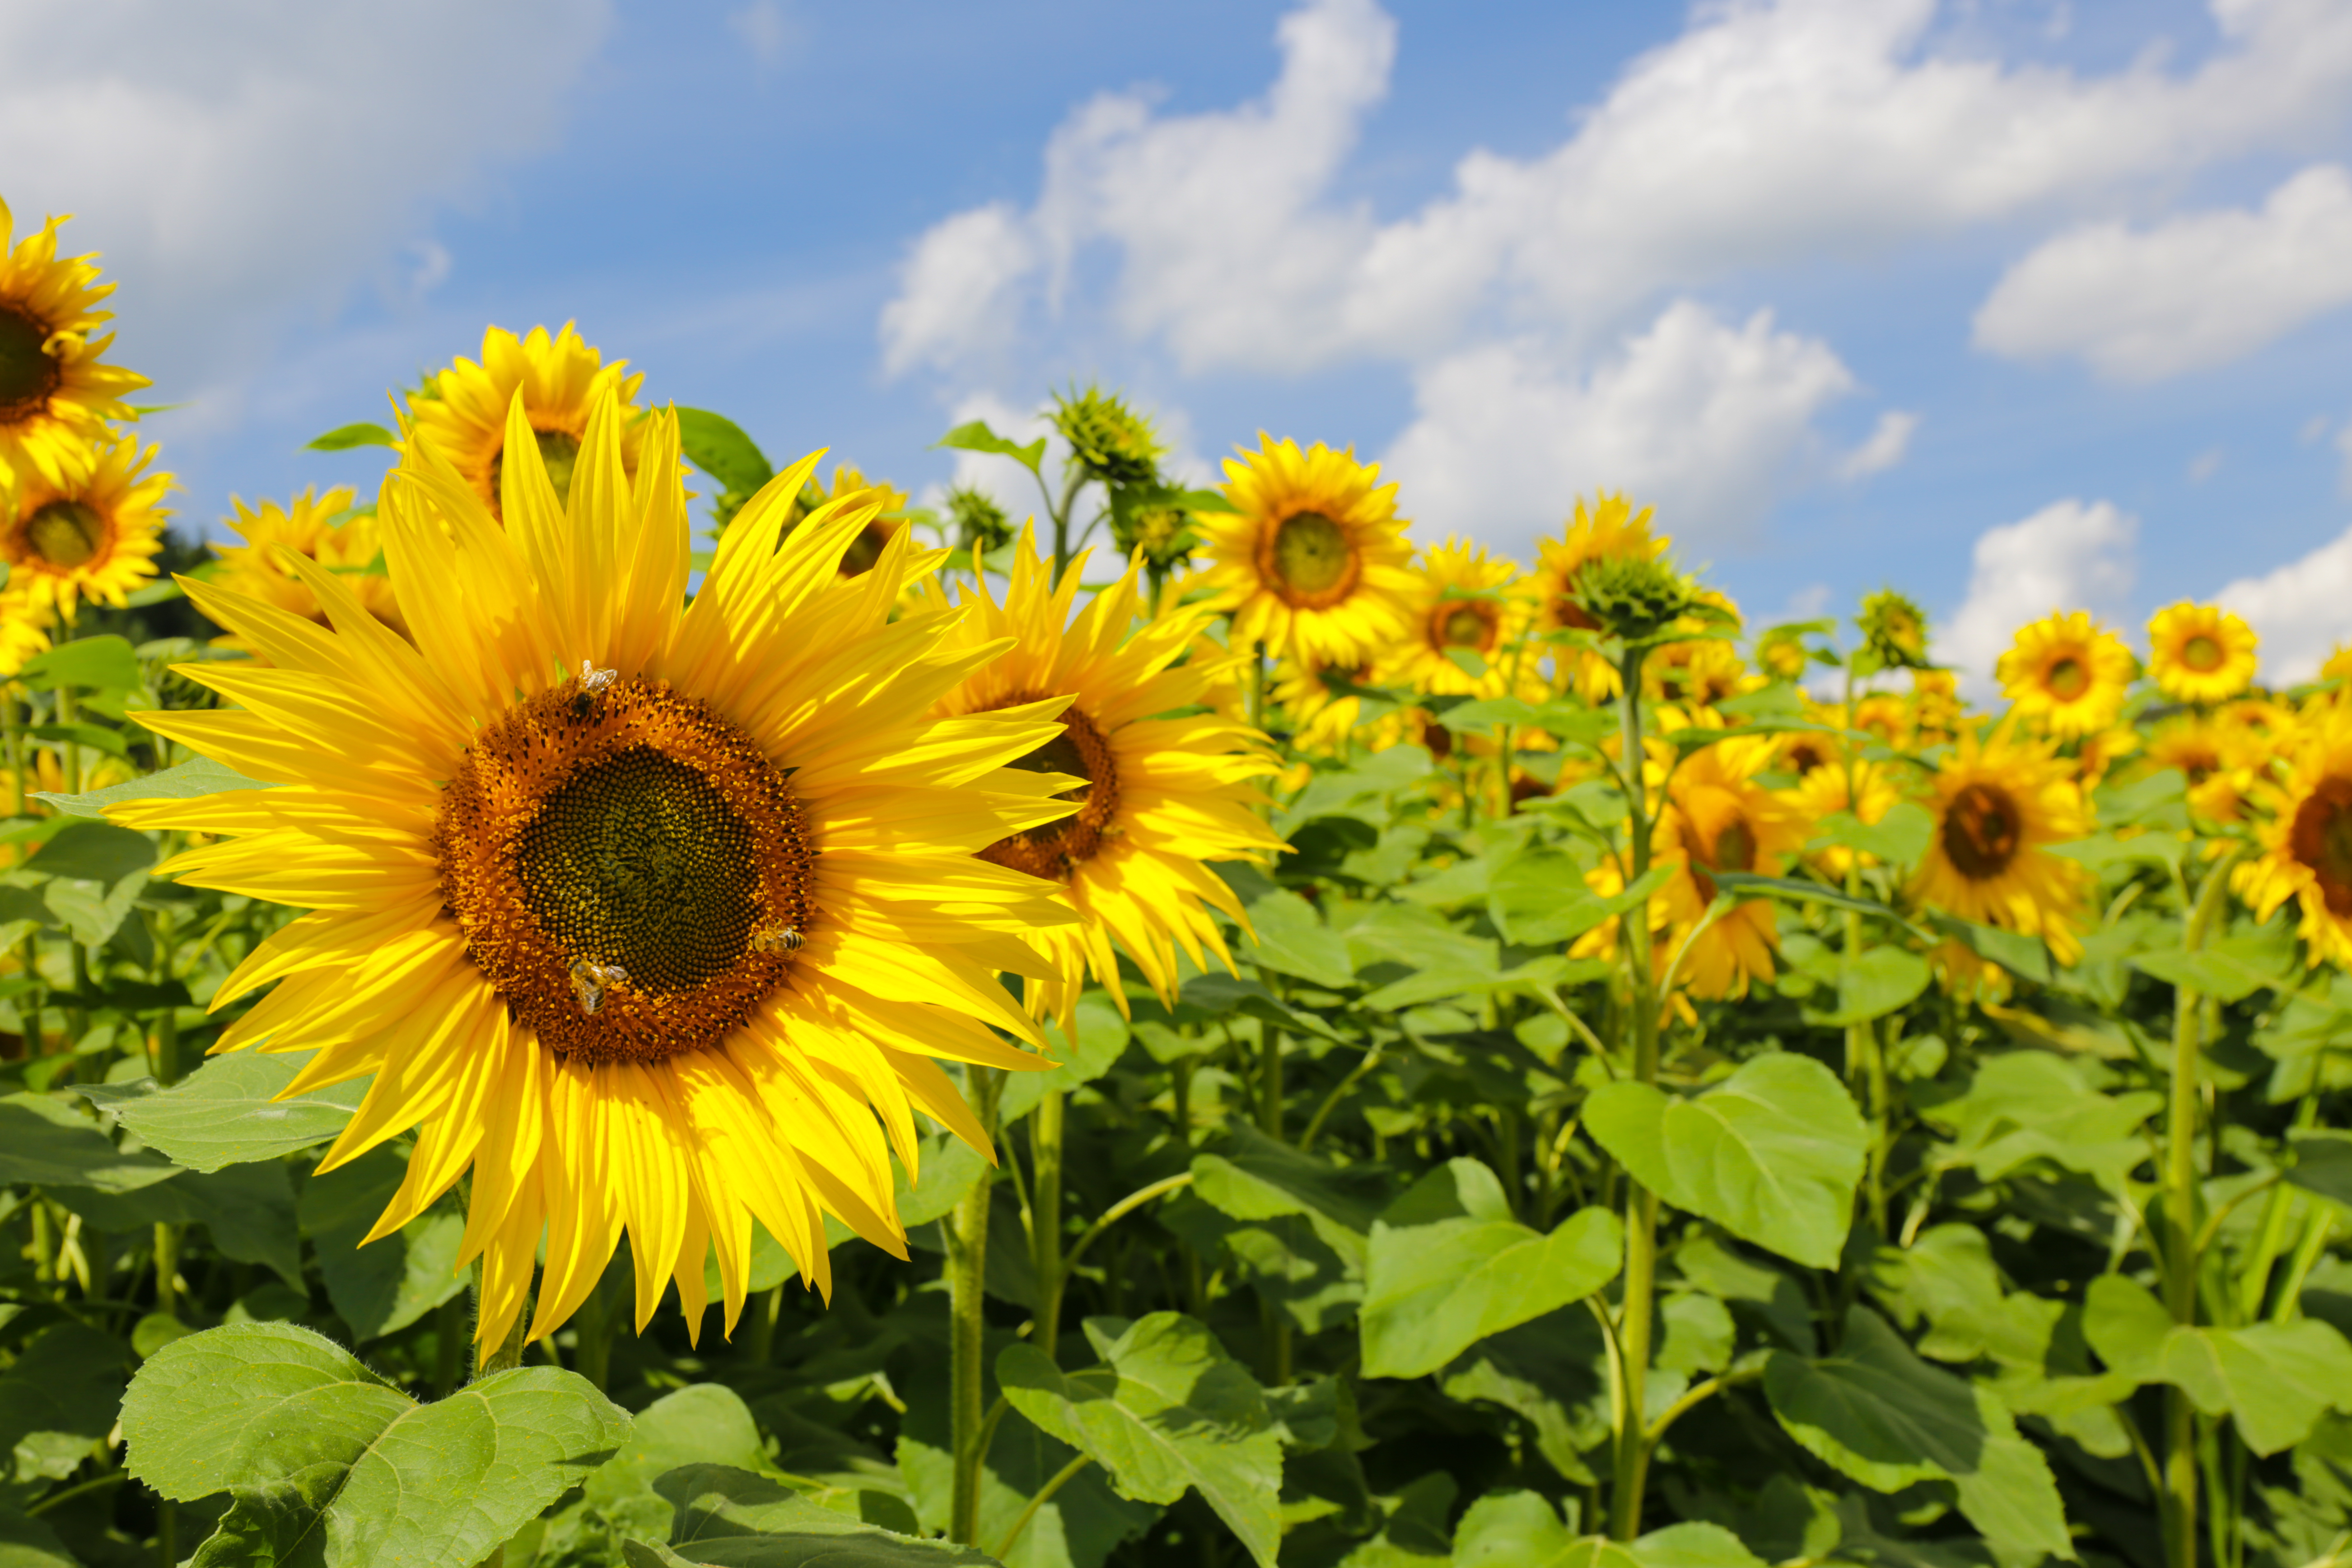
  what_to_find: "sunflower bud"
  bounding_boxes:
[946,484,1013,555]
[1052,387,1162,489]
[1858,588,1931,670]
[1571,554,1711,644]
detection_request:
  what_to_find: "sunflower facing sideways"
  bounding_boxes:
[404,322,645,520]
[1530,492,1667,700]
[0,198,149,494]
[1911,725,2091,962]
[2237,707,2352,969]
[1651,735,1811,998]
[920,530,1281,1029]
[1381,537,1527,699]
[107,391,1082,1351]
[1199,434,1415,667]
[1997,610,2134,739]
[211,485,407,647]
[0,434,166,620]
[2146,601,2257,706]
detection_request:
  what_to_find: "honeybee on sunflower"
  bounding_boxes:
[0,434,166,621]
[1198,435,1415,667]
[403,323,644,520]
[110,388,1082,1350]
[1997,611,2134,739]
[2146,602,2257,706]
[0,198,149,495]
[1911,725,2091,962]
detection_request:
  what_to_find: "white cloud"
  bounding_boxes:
[880,206,1040,380]
[1381,301,1863,559]
[1838,411,1919,480]
[2221,525,2352,682]
[1941,499,2137,695]
[0,0,611,424]
[1974,163,2352,380]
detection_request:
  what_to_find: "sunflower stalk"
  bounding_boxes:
[1030,1088,1067,1361]
[1607,639,1662,1541]
[947,1064,1005,1547]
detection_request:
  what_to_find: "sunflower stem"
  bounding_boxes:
[1608,640,1660,1542]
[1031,1088,1067,1362]
[948,1064,1004,1546]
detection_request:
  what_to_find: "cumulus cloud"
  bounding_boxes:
[1974,163,2352,380]
[0,0,612,425]
[1941,500,2137,695]
[2220,525,2352,683]
[1381,302,1866,557]
[1838,411,1919,480]
[880,206,1041,380]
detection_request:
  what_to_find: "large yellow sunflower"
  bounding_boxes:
[1378,537,1527,699]
[211,487,407,649]
[784,463,911,580]
[921,531,1280,1027]
[109,390,1079,1349]
[1997,611,2133,738]
[1,434,166,620]
[2147,602,2257,705]
[1910,727,2090,962]
[1651,735,1811,999]
[2237,708,2352,969]
[0,199,149,494]
[1529,492,1666,700]
[403,323,645,520]
[1199,434,1414,666]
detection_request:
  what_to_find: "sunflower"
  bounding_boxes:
[404,323,645,520]
[1909,667,1965,747]
[1792,757,1902,878]
[1650,735,1812,998]
[1997,611,2133,739]
[2236,709,2352,968]
[0,586,50,679]
[2143,713,2245,789]
[1272,656,1372,757]
[109,391,1081,1350]
[1531,493,1667,700]
[211,487,407,649]
[784,464,910,579]
[1910,726,2090,962]
[1644,638,1749,712]
[921,531,1280,1028]
[1379,537,1526,699]
[1,434,166,620]
[1199,434,1414,666]
[2147,602,2257,705]
[0,199,149,495]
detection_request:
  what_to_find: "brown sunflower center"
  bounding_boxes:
[840,518,900,579]
[488,428,584,512]
[1943,781,2020,880]
[1436,602,1494,652]
[434,674,812,1064]
[2182,634,2224,672]
[1553,596,1599,633]
[25,500,104,569]
[1272,512,1352,597]
[2045,656,2089,701]
[0,305,59,423]
[1786,740,1830,775]
[2289,778,2352,915]
[1712,819,1758,873]
[979,704,1120,882]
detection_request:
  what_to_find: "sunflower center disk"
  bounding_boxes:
[2183,634,2223,673]
[0,305,59,419]
[1272,512,1353,601]
[26,500,103,569]
[434,676,812,1064]
[2290,780,2352,915]
[1439,604,1492,650]
[2045,657,2089,700]
[1944,782,2020,880]
[980,706,1121,883]
[489,428,585,509]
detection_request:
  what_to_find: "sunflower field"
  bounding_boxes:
[0,194,2349,1568]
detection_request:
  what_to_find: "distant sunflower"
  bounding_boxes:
[1531,493,1666,700]
[1380,537,1526,698]
[2147,602,2256,705]
[0,586,50,679]
[211,487,407,648]
[1,434,166,620]
[923,531,1280,1027]
[1792,758,1902,878]
[1199,434,1414,666]
[1653,735,1811,999]
[1911,727,2090,962]
[2238,709,2352,969]
[2142,714,2243,789]
[0,199,149,493]
[404,323,644,520]
[111,391,1078,1350]
[784,464,910,579]
[1644,638,1748,712]
[1909,667,1965,747]
[1997,611,2133,739]
[1273,656,1372,757]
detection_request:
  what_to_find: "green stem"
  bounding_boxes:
[993,1454,1092,1562]
[1048,471,1086,586]
[1608,640,1660,1543]
[573,1274,612,1393]
[152,1223,177,1319]
[27,1469,124,1516]
[1031,1089,1067,1361]
[1259,1024,1284,1141]
[948,1066,1004,1547]
[744,1284,783,1365]
[433,1293,466,1398]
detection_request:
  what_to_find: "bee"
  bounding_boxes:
[570,659,618,721]
[567,957,629,1016]
[750,923,804,955]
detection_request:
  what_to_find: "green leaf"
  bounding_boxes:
[1489,854,1672,947]
[1800,946,1931,1027]
[0,1507,74,1565]
[1926,912,2051,984]
[23,722,129,760]
[53,1161,304,1288]
[1360,1160,1621,1379]
[636,1463,1002,1565]
[37,756,275,819]
[20,821,154,884]
[0,1092,181,1192]
[996,1313,1282,1568]
[122,1321,632,1566]
[1450,1493,1769,1568]
[306,423,397,452]
[1437,695,1546,732]
[79,1049,366,1171]
[937,420,1047,477]
[1764,1308,2074,1561]
[0,1324,132,1480]
[1241,890,1357,989]
[17,635,142,692]
[1916,1051,2161,1187]
[298,1145,469,1342]
[581,1386,778,1547]
[676,409,775,496]
[2084,1274,2352,1455]
[1806,802,1932,867]
[1191,1121,1386,1236]
[2129,946,2281,1003]
[41,865,145,949]
[2050,832,2185,872]
[1709,871,1931,940]
[1585,1054,1866,1269]
[2287,1130,2352,1207]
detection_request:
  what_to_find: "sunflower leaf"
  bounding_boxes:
[305,422,397,452]
[937,420,1047,478]
[16,635,142,693]
[630,1463,1000,1565]
[78,1049,370,1172]
[1708,871,1933,943]
[36,756,276,819]
[298,1145,469,1342]
[676,409,775,495]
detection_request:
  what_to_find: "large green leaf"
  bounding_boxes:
[1241,890,1357,989]
[1488,854,1671,947]
[1584,1055,1866,1269]
[298,1145,468,1342]
[1800,946,1931,1028]
[0,1508,74,1565]
[1450,1491,1768,1568]
[1360,1160,1621,1379]
[579,1386,780,1547]
[2129,947,2282,1003]
[630,1464,1001,1566]
[0,1324,132,1481]
[80,1049,369,1171]
[1764,1308,2073,1562]
[1915,1051,2161,1188]
[0,1092,181,1193]
[675,409,775,495]
[48,1160,304,1288]
[996,1313,1282,1568]
[2084,1275,2352,1455]
[937,420,1046,477]
[20,821,154,884]
[121,1321,631,1567]
[17,635,141,693]
[39,756,275,819]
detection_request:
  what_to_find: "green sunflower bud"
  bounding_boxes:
[1052,386,1163,489]
[946,484,1014,555]
[1571,554,1711,644]
[1858,588,1932,670]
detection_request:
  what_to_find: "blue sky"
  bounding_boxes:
[7,0,2352,686]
